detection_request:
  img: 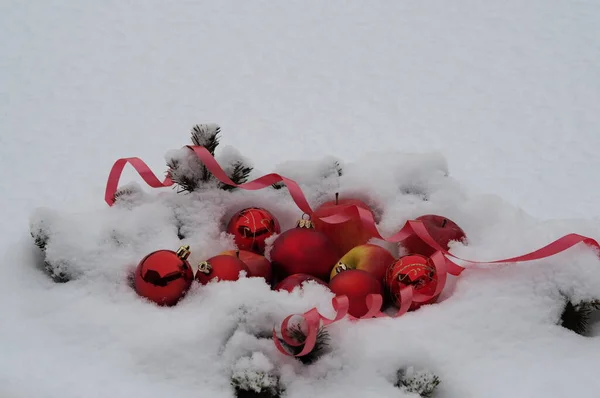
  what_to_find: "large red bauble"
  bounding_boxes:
[329,269,382,318]
[274,273,328,293]
[270,226,339,282]
[195,254,250,285]
[227,207,280,255]
[384,254,439,311]
[133,246,195,306]
[312,194,375,256]
[220,249,272,282]
[400,215,467,257]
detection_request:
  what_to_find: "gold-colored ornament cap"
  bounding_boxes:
[296,213,315,229]
[176,245,191,260]
[197,261,213,274]
[335,262,349,274]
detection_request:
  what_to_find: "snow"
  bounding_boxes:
[2,1,600,397]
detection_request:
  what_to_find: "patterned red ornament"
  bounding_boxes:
[133,245,195,306]
[385,254,439,311]
[227,207,280,255]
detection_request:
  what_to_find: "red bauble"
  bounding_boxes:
[269,222,339,282]
[195,254,250,285]
[385,254,439,311]
[133,245,195,306]
[219,249,272,282]
[227,207,280,255]
[329,269,382,318]
[274,273,328,292]
[400,215,467,257]
[312,193,375,256]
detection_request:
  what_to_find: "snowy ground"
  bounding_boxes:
[2,1,600,397]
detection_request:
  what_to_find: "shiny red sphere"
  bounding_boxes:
[227,208,280,255]
[329,269,382,318]
[269,227,339,282]
[274,273,328,292]
[195,254,250,285]
[133,250,194,306]
[385,254,439,311]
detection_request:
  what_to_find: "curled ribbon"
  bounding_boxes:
[104,145,600,357]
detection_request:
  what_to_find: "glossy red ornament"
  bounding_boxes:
[274,273,328,293]
[269,219,339,282]
[400,215,467,257]
[312,193,375,256]
[329,269,382,318]
[133,245,195,306]
[227,207,280,255]
[195,254,250,285]
[385,254,439,311]
[219,249,272,282]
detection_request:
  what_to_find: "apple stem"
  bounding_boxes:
[235,250,240,259]
[442,219,447,228]
[335,192,339,205]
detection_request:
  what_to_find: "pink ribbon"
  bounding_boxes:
[104,145,600,357]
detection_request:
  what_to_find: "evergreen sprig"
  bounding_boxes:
[560,296,600,335]
[231,372,283,398]
[395,367,441,398]
[167,124,254,193]
[278,323,330,365]
[220,161,253,191]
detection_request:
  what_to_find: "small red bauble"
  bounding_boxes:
[385,254,439,311]
[269,219,339,282]
[274,273,328,293]
[133,245,195,306]
[227,207,280,255]
[329,269,382,318]
[400,215,467,257]
[219,249,272,282]
[195,254,250,285]
[312,193,375,256]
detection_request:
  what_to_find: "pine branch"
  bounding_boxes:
[220,161,253,191]
[560,295,600,335]
[278,324,330,365]
[395,367,441,398]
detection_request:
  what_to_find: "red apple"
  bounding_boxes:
[274,273,328,292]
[329,269,382,318]
[312,193,375,256]
[400,215,467,257]
[195,254,250,285]
[330,244,395,282]
[220,249,272,282]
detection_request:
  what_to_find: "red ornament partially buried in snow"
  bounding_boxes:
[227,207,281,255]
[384,254,439,311]
[133,245,195,306]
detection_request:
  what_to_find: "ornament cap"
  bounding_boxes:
[335,262,348,274]
[296,213,315,229]
[197,261,213,274]
[176,245,191,260]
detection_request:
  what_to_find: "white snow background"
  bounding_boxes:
[2,1,600,397]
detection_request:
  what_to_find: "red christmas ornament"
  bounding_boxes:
[133,245,195,306]
[274,273,328,293]
[400,215,467,257]
[269,217,339,282]
[385,254,439,311]
[227,207,280,255]
[195,254,250,285]
[329,269,382,318]
[219,249,272,282]
[312,193,375,256]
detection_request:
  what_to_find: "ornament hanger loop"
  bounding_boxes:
[301,213,311,220]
